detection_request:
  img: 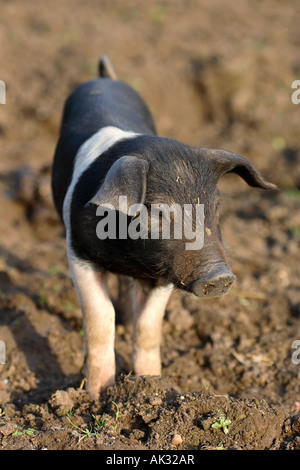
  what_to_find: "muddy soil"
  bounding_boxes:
[0,0,300,450]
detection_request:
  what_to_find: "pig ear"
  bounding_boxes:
[205,149,277,190]
[85,156,149,208]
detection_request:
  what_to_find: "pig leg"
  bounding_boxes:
[132,282,173,376]
[67,247,115,400]
[116,275,135,326]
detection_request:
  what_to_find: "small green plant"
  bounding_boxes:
[48,266,61,276]
[24,428,36,436]
[11,424,37,437]
[62,301,74,312]
[38,287,48,307]
[52,283,62,292]
[284,187,300,200]
[111,401,120,430]
[289,225,300,239]
[151,5,167,24]
[93,413,106,429]
[66,413,106,441]
[65,407,74,417]
[0,254,8,266]
[211,416,231,434]
[112,401,120,420]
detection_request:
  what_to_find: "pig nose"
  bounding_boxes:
[192,266,236,298]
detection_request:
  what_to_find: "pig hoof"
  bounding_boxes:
[87,375,115,401]
[133,349,162,377]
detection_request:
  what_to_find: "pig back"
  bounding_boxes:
[52,78,156,219]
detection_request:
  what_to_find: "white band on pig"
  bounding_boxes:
[62,126,139,239]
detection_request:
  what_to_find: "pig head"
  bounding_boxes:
[80,140,276,298]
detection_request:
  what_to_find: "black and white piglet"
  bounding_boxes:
[52,56,276,399]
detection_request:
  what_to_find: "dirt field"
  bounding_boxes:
[0,0,300,450]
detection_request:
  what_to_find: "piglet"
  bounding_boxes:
[52,56,276,399]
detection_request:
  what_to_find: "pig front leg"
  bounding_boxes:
[67,247,115,400]
[132,282,173,376]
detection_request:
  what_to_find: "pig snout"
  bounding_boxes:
[191,264,236,298]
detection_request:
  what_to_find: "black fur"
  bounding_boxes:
[52,78,156,218]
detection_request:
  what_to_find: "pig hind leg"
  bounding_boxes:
[132,281,173,376]
[116,275,135,326]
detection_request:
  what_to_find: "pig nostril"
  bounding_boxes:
[203,283,215,295]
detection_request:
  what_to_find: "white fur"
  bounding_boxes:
[62,125,138,237]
